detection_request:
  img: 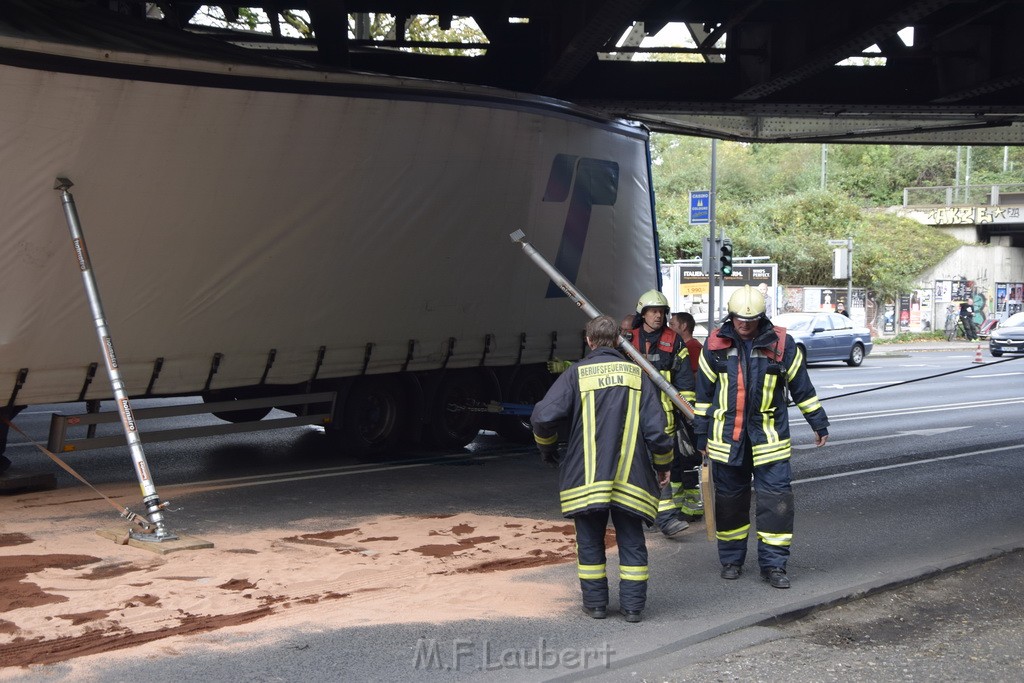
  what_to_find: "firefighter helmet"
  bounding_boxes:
[636,289,670,315]
[727,285,766,320]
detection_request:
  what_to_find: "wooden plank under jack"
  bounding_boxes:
[700,458,716,542]
[0,469,57,494]
[96,527,214,555]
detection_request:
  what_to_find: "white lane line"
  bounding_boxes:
[793,426,971,450]
[161,454,504,492]
[819,396,1024,421]
[823,371,1023,391]
[822,381,899,389]
[794,444,1022,485]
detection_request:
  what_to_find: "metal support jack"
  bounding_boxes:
[510,230,694,420]
[55,178,177,542]
[511,230,713,539]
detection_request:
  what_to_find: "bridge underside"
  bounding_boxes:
[981,223,1024,247]
[7,0,1024,145]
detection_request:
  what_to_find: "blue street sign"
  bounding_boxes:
[690,190,710,225]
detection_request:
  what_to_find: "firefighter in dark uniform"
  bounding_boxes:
[627,290,700,536]
[531,315,674,623]
[693,286,830,589]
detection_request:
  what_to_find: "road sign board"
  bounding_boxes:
[689,190,710,225]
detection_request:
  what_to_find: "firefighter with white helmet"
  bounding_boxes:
[727,284,766,319]
[693,285,830,589]
[625,289,699,537]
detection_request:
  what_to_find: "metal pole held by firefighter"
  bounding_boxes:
[509,230,694,422]
[54,178,176,541]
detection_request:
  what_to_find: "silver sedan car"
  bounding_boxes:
[773,312,874,366]
[988,311,1024,357]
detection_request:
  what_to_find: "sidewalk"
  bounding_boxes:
[659,548,1024,682]
[870,339,984,356]
[655,339,1024,681]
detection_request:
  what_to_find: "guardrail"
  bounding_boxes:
[47,391,336,453]
[903,184,1024,207]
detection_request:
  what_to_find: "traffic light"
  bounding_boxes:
[719,238,734,276]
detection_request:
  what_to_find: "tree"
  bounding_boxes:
[650,134,1005,297]
[191,7,485,54]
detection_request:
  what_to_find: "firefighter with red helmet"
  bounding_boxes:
[627,289,700,536]
[694,285,829,589]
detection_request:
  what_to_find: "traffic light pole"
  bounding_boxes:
[707,139,718,329]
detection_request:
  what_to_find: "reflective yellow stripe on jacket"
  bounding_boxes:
[558,362,659,518]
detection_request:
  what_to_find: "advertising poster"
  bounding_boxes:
[783,286,804,314]
[951,278,970,301]
[916,289,932,332]
[819,288,836,311]
[883,299,896,334]
[898,294,911,333]
[997,282,1023,314]
[802,288,820,312]
[667,263,777,321]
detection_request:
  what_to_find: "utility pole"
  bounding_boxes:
[955,146,962,202]
[965,146,972,203]
[820,144,828,190]
[708,139,719,328]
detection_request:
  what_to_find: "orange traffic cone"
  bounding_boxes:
[973,344,984,363]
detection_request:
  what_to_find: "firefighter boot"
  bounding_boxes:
[679,488,704,521]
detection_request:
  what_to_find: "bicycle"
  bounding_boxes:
[944,306,972,341]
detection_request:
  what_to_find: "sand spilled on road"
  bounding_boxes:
[0,486,594,674]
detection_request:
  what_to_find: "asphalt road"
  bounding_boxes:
[2,342,1024,681]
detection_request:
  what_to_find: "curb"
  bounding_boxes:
[547,541,1024,683]
[871,343,983,357]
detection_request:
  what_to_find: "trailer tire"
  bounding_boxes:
[427,371,486,449]
[496,366,552,443]
[340,376,406,459]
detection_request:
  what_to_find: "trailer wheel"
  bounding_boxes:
[496,367,552,443]
[427,371,485,449]
[340,376,406,459]
[204,391,273,423]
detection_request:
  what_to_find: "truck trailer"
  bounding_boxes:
[0,3,662,471]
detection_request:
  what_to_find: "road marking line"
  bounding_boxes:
[819,396,1024,421]
[161,454,505,493]
[795,444,1023,485]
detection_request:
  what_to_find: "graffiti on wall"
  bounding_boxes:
[915,206,1023,225]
